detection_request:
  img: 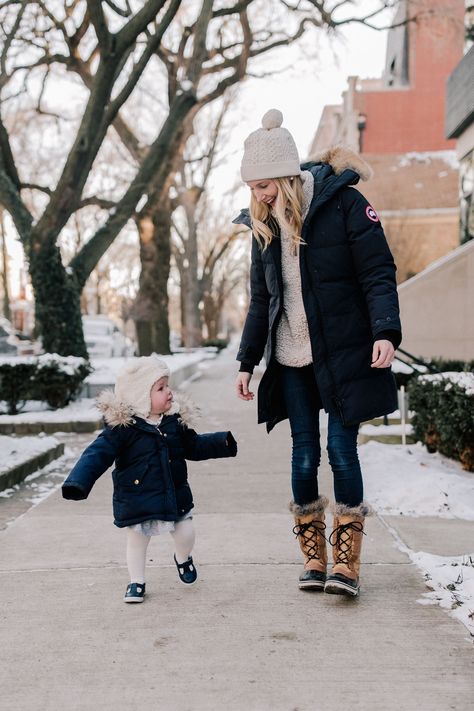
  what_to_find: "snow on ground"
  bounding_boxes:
[362,440,474,637]
[0,398,99,424]
[361,440,474,519]
[0,434,60,481]
[360,423,413,436]
[411,552,474,638]
[0,441,89,524]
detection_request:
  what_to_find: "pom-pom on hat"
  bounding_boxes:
[114,354,170,419]
[240,109,301,182]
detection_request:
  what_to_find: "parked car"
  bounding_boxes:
[0,318,18,355]
[82,315,134,358]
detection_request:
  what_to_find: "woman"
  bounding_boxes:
[234,109,401,597]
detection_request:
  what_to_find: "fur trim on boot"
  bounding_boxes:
[331,501,374,517]
[289,495,329,516]
[310,145,373,181]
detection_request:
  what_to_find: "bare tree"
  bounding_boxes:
[0,0,410,356]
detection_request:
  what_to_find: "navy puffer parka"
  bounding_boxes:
[62,394,237,527]
[234,147,402,431]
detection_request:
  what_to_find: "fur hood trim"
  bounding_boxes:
[310,146,373,181]
[289,496,329,517]
[96,389,200,429]
[331,501,374,518]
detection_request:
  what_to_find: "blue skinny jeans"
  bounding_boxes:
[281,364,363,508]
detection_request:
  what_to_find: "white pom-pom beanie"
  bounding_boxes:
[114,355,170,418]
[240,109,301,181]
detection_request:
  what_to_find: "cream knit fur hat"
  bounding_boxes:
[114,355,170,419]
[240,109,301,181]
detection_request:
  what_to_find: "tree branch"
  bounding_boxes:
[0,113,20,190]
[115,0,169,54]
[212,0,253,17]
[0,0,27,82]
[104,0,132,18]
[106,0,181,121]
[70,90,196,286]
[0,170,33,246]
[86,0,110,47]
[186,0,215,87]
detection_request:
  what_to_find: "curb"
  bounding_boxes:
[0,420,102,435]
[0,442,65,492]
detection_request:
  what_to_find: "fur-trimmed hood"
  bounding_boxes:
[96,389,200,429]
[307,145,373,181]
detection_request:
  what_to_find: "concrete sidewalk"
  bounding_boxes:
[0,349,472,711]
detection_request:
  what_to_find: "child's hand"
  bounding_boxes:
[236,372,254,401]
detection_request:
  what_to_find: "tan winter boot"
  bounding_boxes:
[290,496,329,590]
[324,503,372,597]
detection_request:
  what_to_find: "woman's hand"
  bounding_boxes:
[236,372,254,401]
[371,339,395,368]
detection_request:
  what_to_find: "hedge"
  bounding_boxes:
[0,354,91,414]
[409,372,474,472]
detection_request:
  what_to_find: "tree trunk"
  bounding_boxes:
[179,191,203,348]
[29,241,87,357]
[203,292,219,340]
[0,209,11,321]
[132,202,172,356]
[180,265,202,347]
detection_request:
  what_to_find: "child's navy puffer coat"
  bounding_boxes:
[62,392,237,527]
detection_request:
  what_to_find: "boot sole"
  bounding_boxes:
[324,580,359,596]
[299,580,325,591]
[123,597,145,603]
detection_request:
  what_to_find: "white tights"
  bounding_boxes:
[126,518,196,584]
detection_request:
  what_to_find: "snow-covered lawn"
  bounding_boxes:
[0,434,60,479]
[361,440,474,519]
[361,440,474,637]
[0,398,100,425]
[360,423,414,437]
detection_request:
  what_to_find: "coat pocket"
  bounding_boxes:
[113,462,162,494]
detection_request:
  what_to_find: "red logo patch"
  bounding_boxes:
[366,205,379,222]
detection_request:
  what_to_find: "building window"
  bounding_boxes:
[460,149,474,243]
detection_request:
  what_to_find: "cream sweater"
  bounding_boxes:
[274,170,314,367]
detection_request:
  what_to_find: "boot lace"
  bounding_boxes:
[329,522,365,566]
[292,520,326,561]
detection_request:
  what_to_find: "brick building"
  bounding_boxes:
[309,0,466,281]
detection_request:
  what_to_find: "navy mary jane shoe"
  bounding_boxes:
[174,554,198,585]
[124,582,146,603]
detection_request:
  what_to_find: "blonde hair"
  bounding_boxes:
[249,175,305,250]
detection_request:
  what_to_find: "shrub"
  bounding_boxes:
[409,372,474,472]
[0,354,91,414]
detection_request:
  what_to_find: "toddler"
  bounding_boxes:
[62,355,237,603]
